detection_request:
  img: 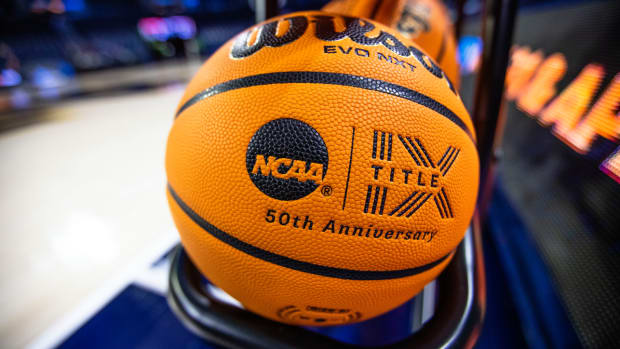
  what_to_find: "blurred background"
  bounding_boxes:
[0,0,326,121]
[0,0,619,348]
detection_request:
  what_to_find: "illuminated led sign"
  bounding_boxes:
[505,46,620,184]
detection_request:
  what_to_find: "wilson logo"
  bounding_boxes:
[230,13,454,93]
[246,118,328,201]
[251,155,324,184]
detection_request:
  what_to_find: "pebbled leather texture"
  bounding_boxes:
[165,11,479,326]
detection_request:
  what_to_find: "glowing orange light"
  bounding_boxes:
[503,42,620,184]
[565,73,620,153]
[505,46,543,101]
[539,64,604,140]
[516,53,567,116]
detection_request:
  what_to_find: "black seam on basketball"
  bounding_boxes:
[175,71,475,143]
[168,184,452,280]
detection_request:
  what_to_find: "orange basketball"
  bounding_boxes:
[396,0,460,89]
[323,0,461,89]
[166,11,478,326]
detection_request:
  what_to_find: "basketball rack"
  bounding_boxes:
[167,0,517,347]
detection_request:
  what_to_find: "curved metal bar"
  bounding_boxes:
[387,219,486,349]
[167,245,351,349]
[168,222,483,348]
[255,0,279,23]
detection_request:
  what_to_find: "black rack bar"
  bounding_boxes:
[168,225,484,349]
[472,0,519,214]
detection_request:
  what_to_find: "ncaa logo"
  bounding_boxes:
[246,118,328,201]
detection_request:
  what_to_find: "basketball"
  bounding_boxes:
[396,0,460,89]
[166,11,478,326]
[323,0,461,89]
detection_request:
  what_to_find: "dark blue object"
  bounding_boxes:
[485,183,580,349]
[58,285,218,349]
